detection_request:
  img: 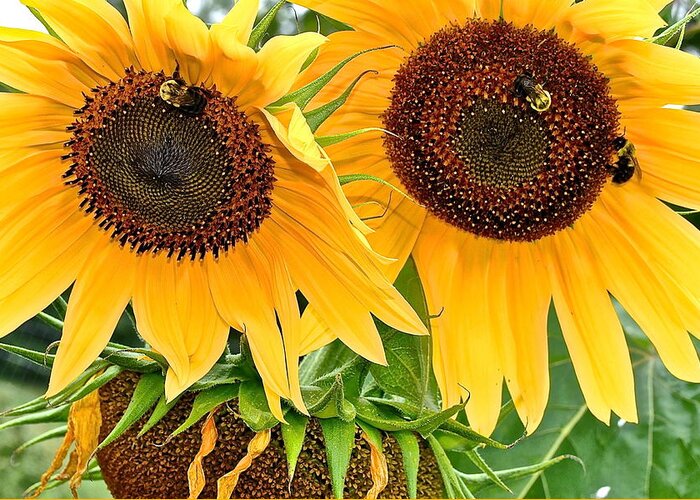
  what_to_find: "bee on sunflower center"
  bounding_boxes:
[159,78,208,115]
[514,73,552,113]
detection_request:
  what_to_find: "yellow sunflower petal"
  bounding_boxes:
[601,39,700,109]
[622,107,700,210]
[213,0,259,46]
[580,209,700,382]
[249,233,307,413]
[478,0,570,28]
[491,242,551,434]
[238,33,327,108]
[600,185,700,303]
[123,0,179,73]
[21,0,137,80]
[132,255,190,394]
[295,0,454,47]
[0,191,96,337]
[206,247,291,407]
[0,188,87,294]
[269,213,388,366]
[414,217,503,436]
[543,229,637,424]
[560,0,664,43]
[0,94,72,150]
[0,150,67,218]
[47,237,136,396]
[163,1,213,84]
[0,28,105,108]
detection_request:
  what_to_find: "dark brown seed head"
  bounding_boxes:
[384,20,621,241]
[96,372,443,499]
[66,68,275,260]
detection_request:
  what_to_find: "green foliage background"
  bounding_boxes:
[1,1,699,498]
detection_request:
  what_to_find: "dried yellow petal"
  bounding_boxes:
[216,429,271,500]
[187,408,220,499]
[30,390,102,499]
[362,431,388,500]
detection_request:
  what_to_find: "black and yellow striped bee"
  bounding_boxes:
[608,136,641,185]
[515,73,552,113]
[159,78,207,115]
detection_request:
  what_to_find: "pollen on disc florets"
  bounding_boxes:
[383,20,621,242]
[64,68,275,260]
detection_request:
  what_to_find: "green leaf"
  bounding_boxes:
[248,0,286,49]
[439,419,516,450]
[0,406,70,432]
[169,384,239,439]
[316,127,387,148]
[0,342,56,368]
[238,381,278,431]
[427,434,474,499]
[13,425,67,456]
[463,447,512,494]
[138,394,180,437]
[304,70,377,133]
[456,455,582,494]
[303,374,356,421]
[319,418,356,499]
[98,372,164,449]
[99,346,161,373]
[272,46,394,111]
[26,6,61,39]
[338,173,413,202]
[393,431,420,499]
[473,310,700,498]
[356,398,469,439]
[357,420,383,450]
[649,5,700,45]
[280,411,308,483]
[50,296,68,320]
[0,81,21,93]
[49,364,123,407]
[370,257,436,415]
[189,355,253,391]
[36,311,64,330]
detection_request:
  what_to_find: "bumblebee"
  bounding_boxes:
[515,73,552,113]
[608,136,641,185]
[159,78,207,115]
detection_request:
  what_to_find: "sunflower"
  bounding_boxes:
[0,0,427,420]
[295,0,700,435]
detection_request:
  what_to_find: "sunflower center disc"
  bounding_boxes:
[384,20,621,241]
[66,69,275,259]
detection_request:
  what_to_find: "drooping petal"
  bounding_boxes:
[21,0,138,79]
[206,246,290,421]
[48,236,136,396]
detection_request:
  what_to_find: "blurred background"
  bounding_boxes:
[0,0,699,498]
